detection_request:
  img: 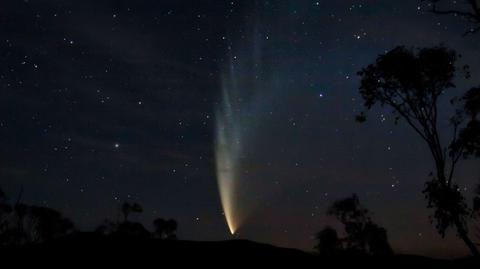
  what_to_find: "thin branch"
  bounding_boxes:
[431,8,478,20]
[427,0,480,35]
[430,0,480,20]
[386,99,429,142]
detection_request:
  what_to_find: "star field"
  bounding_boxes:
[0,0,479,258]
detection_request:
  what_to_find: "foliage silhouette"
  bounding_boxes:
[357,45,480,255]
[315,226,341,256]
[0,187,74,245]
[316,194,393,256]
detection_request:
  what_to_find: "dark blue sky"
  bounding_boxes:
[1,0,479,258]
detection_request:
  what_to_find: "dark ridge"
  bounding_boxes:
[2,233,478,268]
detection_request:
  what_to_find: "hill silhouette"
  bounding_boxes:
[2,234,478,268]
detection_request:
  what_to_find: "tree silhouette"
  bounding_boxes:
[316,194,393,256]
[315,226,341,256]
[362,222,393,256]
[328,194,370,253]
[357,45,480,255]
[96,201,151,238]
[422,0,480,35]
[0,186,75,245]
[26,206,75,243]
[153,218,178,240]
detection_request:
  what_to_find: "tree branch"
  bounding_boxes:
[431,7,478,20]
[427,0,480,35]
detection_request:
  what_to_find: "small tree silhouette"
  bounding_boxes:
[357,45,480,256]
[316,194,392,256]
[107,201,149,238]
[96,201,152,238]
[362,222,393,256]
[153,218,177,240]
[315,226,341,256]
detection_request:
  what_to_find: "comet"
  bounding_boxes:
[214,11,277,234]
[215,30,264,235]
[215,67,246,235]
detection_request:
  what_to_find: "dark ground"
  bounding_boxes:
[1,234,479,268]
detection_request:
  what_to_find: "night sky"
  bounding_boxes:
[1,0,480,258]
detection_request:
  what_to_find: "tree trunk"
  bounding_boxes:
[436,165,479,256]
[455,217,479,256]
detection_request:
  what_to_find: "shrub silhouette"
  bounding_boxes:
[315,226,341,256]
[362,222,392,256]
